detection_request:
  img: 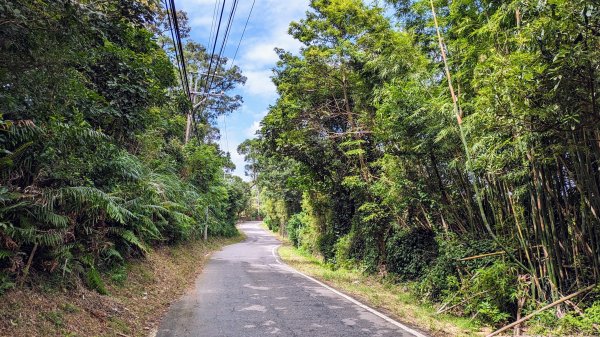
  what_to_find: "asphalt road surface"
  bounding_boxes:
[156,221,426,337]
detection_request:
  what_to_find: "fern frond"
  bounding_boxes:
[107,227,148,254]
[0,250,14,260]
[29,205,70,228]
[0,141,34,170]
[36,230,66,247]
[47,186,133,224]
[100,246,123,262]
[1,120,42,146]
[107,152,144,181]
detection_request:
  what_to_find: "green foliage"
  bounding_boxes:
[465,262,516,325]
[109,265,128,286]
[0,0,247,294]
[261,197,288,233]
[0,273,15,295]
[333,233,354,269]
[86,268,108,295]
[43,310,64,328]
[286,212,307,248]
[417,233,501,300]
[264,216,279,232]
[385,228,438,281]
[249,0,599,332]
[557,301,600,334]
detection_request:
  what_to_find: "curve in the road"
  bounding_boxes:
[157,221,428,337]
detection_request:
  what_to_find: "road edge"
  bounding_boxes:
[270,245,429,337]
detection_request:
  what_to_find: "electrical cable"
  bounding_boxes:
[204,0,221,88]
[202,0,227,96]
[220,0,254,157]
[193,0,227,141]
[170,0,191,100]
[164,0,186,97]
[228,0,255,70]
[206,0,220,57]
[203,0,239,147]
[207,0,239,91]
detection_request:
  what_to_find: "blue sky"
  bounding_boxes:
[176,0,310,180]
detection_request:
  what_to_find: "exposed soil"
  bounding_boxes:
[0,236,242,337]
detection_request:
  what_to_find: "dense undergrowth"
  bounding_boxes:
[0,1,249,294]
[243,0,600,334]
[0,235,243,337]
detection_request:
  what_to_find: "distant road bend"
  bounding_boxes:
[157,221,427,337]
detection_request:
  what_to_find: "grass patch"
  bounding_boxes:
[108,316,131,334]
[42,310,64,328]
[278,244,488,337]
[61,303,80,314]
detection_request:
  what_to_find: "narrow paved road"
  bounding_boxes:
[157,221,425,337]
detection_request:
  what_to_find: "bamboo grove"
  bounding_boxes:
[243,0,600,331]
[0,1,250,293]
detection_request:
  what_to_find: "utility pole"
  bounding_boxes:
[256,184,260,220]
[184,73,225,144]
[184,74,199,144]
[204,206,209,241]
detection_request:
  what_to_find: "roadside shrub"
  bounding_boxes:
[316,231,337,261]
[466,261,516,324]
[385,227,437,280]
[333,233,355,269]
[527,309,560,334]
[297,222,319,254]
[264,216,279,232]
[557,300,600,334]
[299,192,333,258]
[417,233,464,301]
[261,197,287,233]
[287,212,307,247]
[417,232,502,302]
[348,201,392,273]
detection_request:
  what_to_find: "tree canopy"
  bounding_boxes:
[247,0,600,332]
[0,0,250,293]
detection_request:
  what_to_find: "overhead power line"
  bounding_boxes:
[164,0,192,101]
[164,0,185,96]
[206,0,221,55]
[202,0,228,96]
[207,0,239,91]
[169,0,192,100]
[229,0,255,69]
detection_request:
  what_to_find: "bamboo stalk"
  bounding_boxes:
[486,284,596,337]
[458,251,506,261]
[428,0,529,272]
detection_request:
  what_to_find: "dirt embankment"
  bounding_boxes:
[0,236,242,337]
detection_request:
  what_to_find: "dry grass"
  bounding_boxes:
[278,244,490,337]
[0,235,243,337]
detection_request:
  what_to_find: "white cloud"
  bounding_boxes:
[189,15,214,29]
[252,110,268,119]
[242,42,280,67]
[246,120,260,138]
[229,150,249,180]
[242,70,276,98]
[238,34,301,69]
